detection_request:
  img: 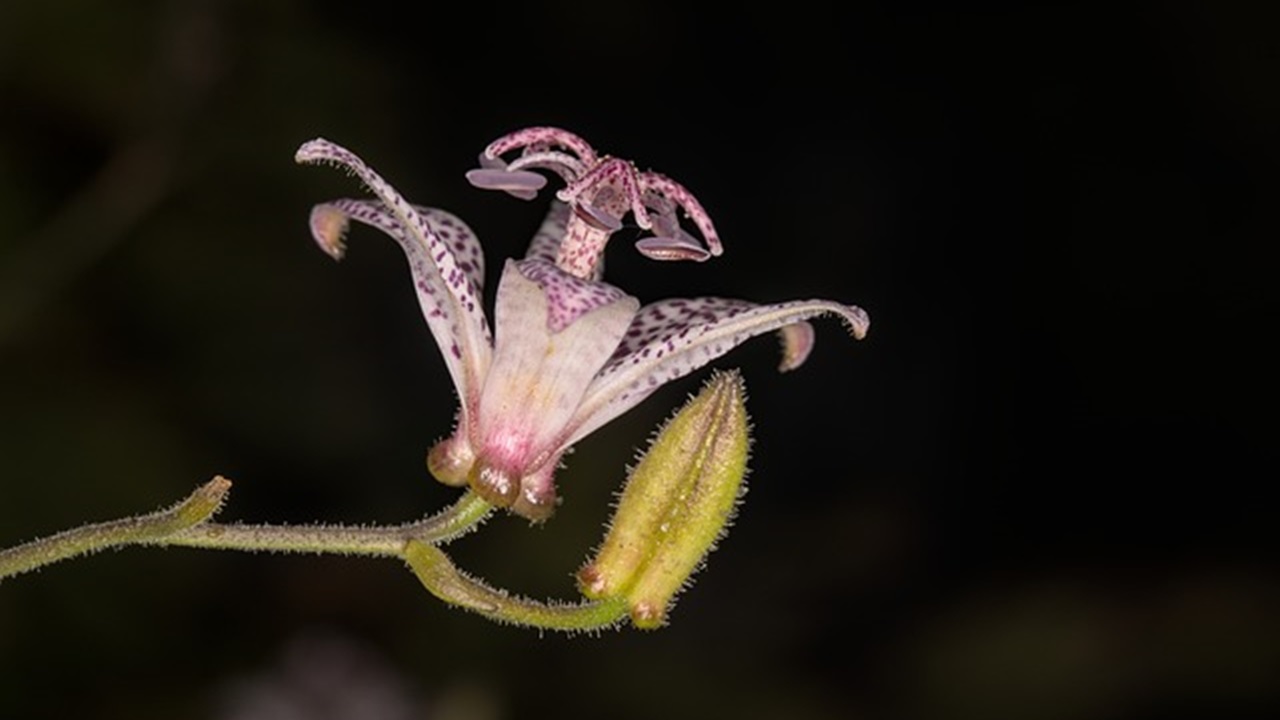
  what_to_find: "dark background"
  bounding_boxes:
[1,2,1275,719]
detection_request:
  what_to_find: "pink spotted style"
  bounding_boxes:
[297,128,869,520]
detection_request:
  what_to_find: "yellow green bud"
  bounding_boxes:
[577,370,750,629]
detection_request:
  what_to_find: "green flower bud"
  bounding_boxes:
[577,370,750,629]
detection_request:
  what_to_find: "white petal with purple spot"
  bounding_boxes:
[476,261,638,473]
[563,297,870,445]
[515,258,629,334]
[296,139,493,423]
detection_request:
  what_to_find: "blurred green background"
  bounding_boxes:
[1,2,1276,719]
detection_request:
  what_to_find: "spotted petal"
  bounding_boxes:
[297,139,493,423]
[563,297,870,445]
[473,260,638,495]
[516,258,628,333]
[314,200,488,296]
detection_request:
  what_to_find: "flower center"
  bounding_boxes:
[466,126,724,281]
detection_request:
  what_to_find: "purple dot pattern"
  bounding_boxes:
[524,201,570,266]
[563,297,871,447]
[514,258,632,334]
[297,139,493,417]
[608,297,755,362]
[327,199,487,296]
[296,132,872,522]
[474,127,722,279]
[484,127,599,166]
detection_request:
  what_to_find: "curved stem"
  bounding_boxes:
[0,478,494,584]
[160,490,492,556]
[0,477,231,583]
[404,540,630,633]
[1,479,625,633]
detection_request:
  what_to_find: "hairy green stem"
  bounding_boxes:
[0,478,493,583]
[404,540,630,632]
[1,478,622,634]
[0,476,231,582]
[158,489,492,555]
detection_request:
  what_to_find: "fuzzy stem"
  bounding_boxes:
[159,490,492,556]
[0,478,493,584]
[0,476,232,582]
[404,540,629,632]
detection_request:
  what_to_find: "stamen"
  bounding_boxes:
[639,172,722,257]
[557,158,652,230]
[635,234,712,262]
[471,128,725,278]
[636,194,712,262]
[575,202,623,232]
[465,167,548,199]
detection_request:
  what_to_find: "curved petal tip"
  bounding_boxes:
[308,203,350,261]
[777,321,816,372]
[295,137,337,165]
[847,305,871,340]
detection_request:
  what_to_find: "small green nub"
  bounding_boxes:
[577,370,750,628]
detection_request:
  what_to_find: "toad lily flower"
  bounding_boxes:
[296,128,869,521]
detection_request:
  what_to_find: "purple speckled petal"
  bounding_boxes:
[296,139,492,421]
[562,297,870,446]
[514,258,630,333]
[603,297,754,362]
[475,260,638,478]
[317,199,487,296]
